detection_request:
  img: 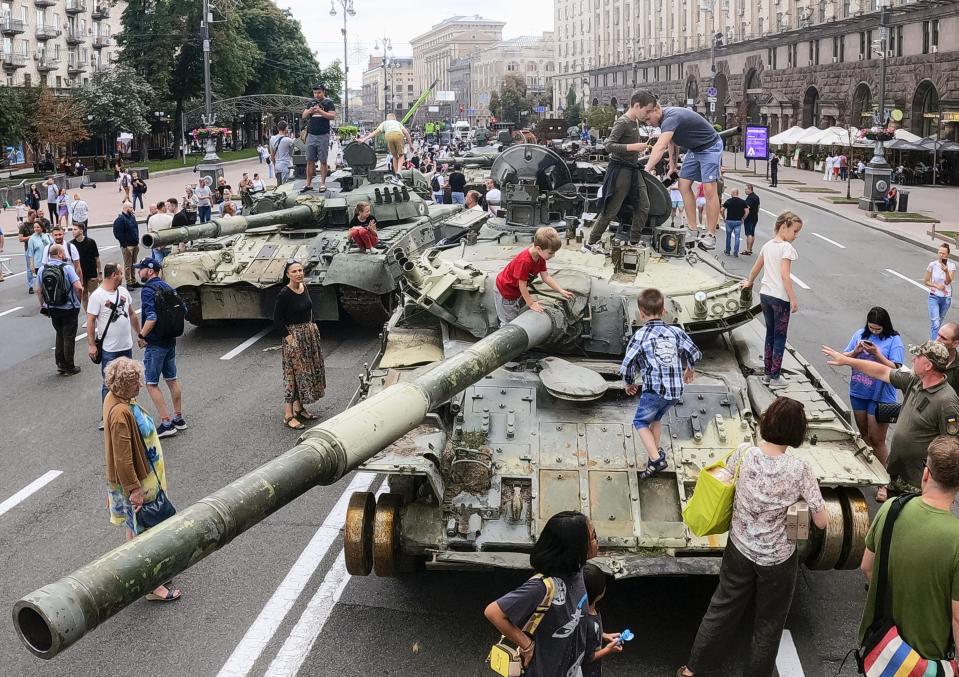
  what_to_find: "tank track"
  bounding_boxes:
[339,287,395,328]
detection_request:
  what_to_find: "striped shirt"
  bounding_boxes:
[619,319,702,399]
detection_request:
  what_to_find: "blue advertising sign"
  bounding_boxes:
[744,124,769,161]
[534,105,546,113]
[467,108,476,115]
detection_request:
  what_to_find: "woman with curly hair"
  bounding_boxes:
[103,356,180,602]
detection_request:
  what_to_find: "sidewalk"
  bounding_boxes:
[721,151,957,255]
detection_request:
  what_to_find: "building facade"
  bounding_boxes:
[449,56,472,121]
[410,15,505,96]
[553,0,594,112]
[471,33,556,123]
[1,0,124,88]
[563,0,959,140]
[361,55,415,123]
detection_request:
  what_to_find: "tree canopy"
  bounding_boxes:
[75,66,152,136]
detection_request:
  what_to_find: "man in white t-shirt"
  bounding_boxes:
[71,194,89,234]
[194,177,214,223]
[86,262,141,425]
[41,225,82,280]
[147,200,175,261]
[484,178,502,216]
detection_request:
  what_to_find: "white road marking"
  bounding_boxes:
[790,273,810,290]
[885,268,929,292]
[775,630,806,677]
[5,270,25,278]
[220,326,272,360]
[264,552,351,677]
[0,306,23,317]
[217,472,377,677]
[810,232,846,249]
[101,245,119,251]
[0,471,63,518]
[761,208,778,217]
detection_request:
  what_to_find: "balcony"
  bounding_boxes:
[92,34,110,48]
[35,24,60,40]
[91,4,109,19]
[34,0,56,6]
[35,55,60,71]
[65,27,84,44]
[93,61,108,73]
[1,52,27,69]
[65,0,86,13]
[0,17,26,35]
[67,57,85,74]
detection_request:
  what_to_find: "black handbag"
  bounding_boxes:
[91,290,121,364]
[137,456,176,531]
[875,402,901,424]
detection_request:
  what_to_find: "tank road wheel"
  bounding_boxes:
[344,492,376,576]
[835,487,870,570]
[372,494,403,577]
[805,488,846,570]
[339,287,397,329]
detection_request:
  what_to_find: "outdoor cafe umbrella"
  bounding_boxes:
[769,125,805,145]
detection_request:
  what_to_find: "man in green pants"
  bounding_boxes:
[584,91,651,254]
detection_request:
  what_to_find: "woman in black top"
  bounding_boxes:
[273,260,326,429]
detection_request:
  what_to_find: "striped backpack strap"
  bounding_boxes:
[521,574,556,635]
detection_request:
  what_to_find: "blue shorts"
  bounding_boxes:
[849,396,878,415]
[632,391,677,429]
[144,344,177,385]
[679,137,725,183]
[671,199,682,208]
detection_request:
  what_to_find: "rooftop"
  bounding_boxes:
[411,15,507,43]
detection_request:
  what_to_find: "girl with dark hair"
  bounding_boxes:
[485,511,598,676]
[841,306,904,498]
[677,397,828,677]
[348,201,378,253]
[273,260,326,429]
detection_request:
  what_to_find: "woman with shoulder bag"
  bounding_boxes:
[841,306,904,502]
[484,511,598,677]
[273,260,326,429]
[103,357,180,602]
[677,398,828,677]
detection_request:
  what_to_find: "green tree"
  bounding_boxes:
[76,66,152,137]
[490,75,528,123]
[0,86,33,146]
[565,85,577,110]
[564,103,582,128]
[239,0,320,96]
[586,105,617,135]
[24,88,89,158]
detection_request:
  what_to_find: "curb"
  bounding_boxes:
[722,174,945,256]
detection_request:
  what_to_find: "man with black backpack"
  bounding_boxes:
[135,258,187,438]
[38,244,84,375]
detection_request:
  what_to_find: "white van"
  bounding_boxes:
[453,120,471,141]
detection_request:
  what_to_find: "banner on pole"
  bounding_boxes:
[744,124,769,161]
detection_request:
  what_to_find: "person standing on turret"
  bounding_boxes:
[635,90,724,250]
[301,83,336,193]
[583,92,651,255]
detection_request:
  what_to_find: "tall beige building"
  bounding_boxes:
[1,0,124,88]
[471,33,556,123]
[361,55,415,122]
[553,0,594,111]
[410,15,505,95]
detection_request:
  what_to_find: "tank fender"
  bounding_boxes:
[323,253,396,294]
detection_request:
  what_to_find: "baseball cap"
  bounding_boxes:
[133,258,162,271]
[312,83,326,91]
[909,340,951,370]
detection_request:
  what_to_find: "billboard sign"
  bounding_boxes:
[435,91,455,102]
[427,106,440,113]
[744,124,769,161]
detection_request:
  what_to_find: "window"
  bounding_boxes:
[814,39,820,65]
[666,64,672,80]
[832,36,840,61]
[922,21,929,54]
[932,19,939,50]
[859,31,866,57]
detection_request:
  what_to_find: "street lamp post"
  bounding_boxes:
[375,36,393,120]
[859,2,894,211]
[329,0,356,124]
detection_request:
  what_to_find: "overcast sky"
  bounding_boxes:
[276,0,554,92]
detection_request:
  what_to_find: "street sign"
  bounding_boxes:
[944,111,959,123]
[534,105,546,113]
[744,124,769,161]
[467,107,476,115]
[435,91,455,102]
[706,86,718,97]
[686,98,695,106]
[427,106,439,113]
[707,96,717,103]
[709,102,716,112]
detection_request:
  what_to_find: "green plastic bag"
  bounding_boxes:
[682,449,743,537]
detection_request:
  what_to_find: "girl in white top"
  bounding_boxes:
[740,211,803,388]
[924,243,956,340]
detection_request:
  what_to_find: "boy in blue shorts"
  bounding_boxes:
[634,89,724,251]
[620,288,702,478]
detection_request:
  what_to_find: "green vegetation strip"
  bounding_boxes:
[795,187,840,193]
[146,148,259,174]
[821,197,859,204]
[875,212,940,223]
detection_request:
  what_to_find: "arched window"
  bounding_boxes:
[802,86,821,127]
[851,82,872,126]
[912,80,939,137]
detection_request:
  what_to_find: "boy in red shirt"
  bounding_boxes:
[494,226,574,325]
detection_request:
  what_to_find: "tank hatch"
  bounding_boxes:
[343,141,377,176]
[538,357,608,401]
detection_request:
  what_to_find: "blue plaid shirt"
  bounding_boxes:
[619,319,702,399]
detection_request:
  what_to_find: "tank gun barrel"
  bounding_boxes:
[12,306,568,659]
[141,204,321,249]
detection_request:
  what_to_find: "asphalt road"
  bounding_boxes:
[0,186,946,677]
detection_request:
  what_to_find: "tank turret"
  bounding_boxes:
[12,303,572,659]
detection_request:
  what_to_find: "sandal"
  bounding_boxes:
[284,415,305,430]
[875,486,888,503]
[640,449,668,479]
[676,668,694,677]
[294,408,318,421]
[145,587,181,602]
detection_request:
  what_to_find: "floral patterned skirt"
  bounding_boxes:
[282,321,326,404]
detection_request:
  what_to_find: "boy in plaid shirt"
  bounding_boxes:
[620,288,702,478]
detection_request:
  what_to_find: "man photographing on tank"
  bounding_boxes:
[301,83,336,193]
[634,90,724,250]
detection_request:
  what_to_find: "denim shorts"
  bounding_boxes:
[144,344,177,385]
[632,391,677,429]
[679,137,725,183]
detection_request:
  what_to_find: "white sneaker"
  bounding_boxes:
[698,233,717,250]
[761,375,771,385]
[768,377,788,390]
[580,243,608,255]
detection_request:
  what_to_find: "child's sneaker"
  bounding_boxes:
[172,414,188,431]
[640,448,668,479]
[581,242,608,255]
[157,421,178,438]
[768,376,787,390]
